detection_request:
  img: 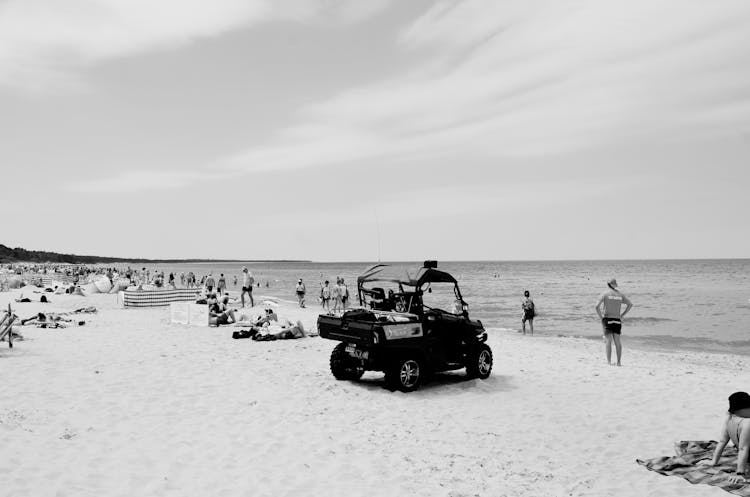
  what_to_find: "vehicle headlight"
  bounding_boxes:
[372,331,379,344]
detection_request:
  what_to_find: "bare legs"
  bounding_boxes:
[604,333,622,365]
[522,318,534,335]
[241,289,253,308]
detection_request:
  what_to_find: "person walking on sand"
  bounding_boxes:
[296,279,306,308]
[205,273,216,294]
[521,290,535,335]
[595,278,633,366]
[240,267,254,307]
[217,273,227,295]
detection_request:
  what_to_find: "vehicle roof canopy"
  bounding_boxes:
[357,264,457,288]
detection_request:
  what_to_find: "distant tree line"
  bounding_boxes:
[0,244,308,264]
[0,244,140,264]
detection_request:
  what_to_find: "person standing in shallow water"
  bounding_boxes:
[521,290,535,335]
[595,278,633,366]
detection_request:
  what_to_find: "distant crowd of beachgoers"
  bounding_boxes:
[0,263,267,291]
[0,263,351,312]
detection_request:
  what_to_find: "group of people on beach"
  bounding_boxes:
[291,276,350,312]
[520,277,633,367]
[317,277,350,313]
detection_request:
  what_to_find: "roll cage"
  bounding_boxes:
[356,262,466,315]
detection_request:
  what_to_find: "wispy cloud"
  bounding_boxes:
[224,0,750,171]
[0,0,392,93]
[49,0,750,193]
[62,169,233,193]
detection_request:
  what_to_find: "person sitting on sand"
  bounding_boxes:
[254,308,278,326]
[209,295,237,326]
[698,391,750,483]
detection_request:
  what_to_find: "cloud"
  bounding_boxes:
[46,0,750,193]
[62,169,232,193]
[0,0,392,93]
[224,0,750,172]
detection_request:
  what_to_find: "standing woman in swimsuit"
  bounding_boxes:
[521,290,535,335]
[699,391,750,483]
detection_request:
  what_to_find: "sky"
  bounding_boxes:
[1,0,749,262]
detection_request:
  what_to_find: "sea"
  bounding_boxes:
[126,259,750,356]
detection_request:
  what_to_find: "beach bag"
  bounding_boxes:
[232,329,258,340]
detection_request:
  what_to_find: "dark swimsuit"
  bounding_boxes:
[602,318,622,334]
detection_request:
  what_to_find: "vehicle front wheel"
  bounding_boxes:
[330,343,365,381]
[466,344,493,379]
[385,356,423,392]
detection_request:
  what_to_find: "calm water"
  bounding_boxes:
[128,259,750,355]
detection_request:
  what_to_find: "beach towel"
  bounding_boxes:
[637,440,750,496]
[73,307,98,314]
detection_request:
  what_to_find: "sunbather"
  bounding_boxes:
[15,294,31,303]
[254,308,279,326]
[253,319,307,340]
[209,295,237,326]
[20,312,83,328]
[698,391,750,483]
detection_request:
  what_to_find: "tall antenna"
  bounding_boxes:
[374,207,382,263]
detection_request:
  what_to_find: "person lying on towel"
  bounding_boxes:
[253,319,306,340]
[14,294,32,303]
[698,391,750,483]
[20,312,85,328]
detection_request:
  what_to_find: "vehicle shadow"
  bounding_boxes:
[353,370,515,394]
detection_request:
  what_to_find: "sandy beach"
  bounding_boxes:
[0,286,745,497]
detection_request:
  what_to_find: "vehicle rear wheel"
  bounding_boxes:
[466,344,493,379]
[330,343,365,380]
[385,356,423,392]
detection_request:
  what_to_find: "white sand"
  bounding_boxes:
[0,287,746,497]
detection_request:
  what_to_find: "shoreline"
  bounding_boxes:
[495,327,750,359]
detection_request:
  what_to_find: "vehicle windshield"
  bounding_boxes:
[421,282,462,314]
